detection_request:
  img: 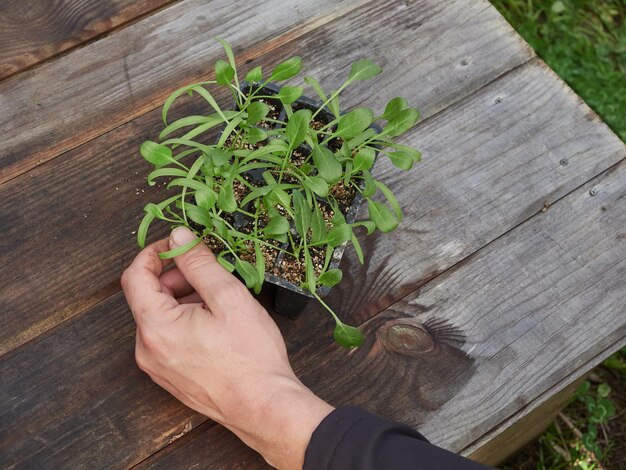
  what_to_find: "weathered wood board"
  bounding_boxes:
[0,0,534,354]
[0,0,176,80]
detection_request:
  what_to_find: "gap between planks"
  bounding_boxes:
[0,0,184,83]
[463,337,626,459]
[0,0,376,186]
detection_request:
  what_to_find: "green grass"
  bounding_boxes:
[491,0,626,142]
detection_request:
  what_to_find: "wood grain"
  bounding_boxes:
[0,0,533,355]
[0,0,532,185]
[137,156,626,470]
[304,58,626,336]
[0,0,373,184]
[0,0,176,80]
[0,292,207,469]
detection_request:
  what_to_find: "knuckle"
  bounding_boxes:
[215,281,250,308]
[134,348,149,372]
[138,327,160,353]
[120,268,132,290]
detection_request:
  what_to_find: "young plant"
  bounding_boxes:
[137,39,421,348]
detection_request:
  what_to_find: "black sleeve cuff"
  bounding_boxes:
[304,406,494,470]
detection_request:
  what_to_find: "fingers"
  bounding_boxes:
[159,267,195,299]
[169,227,253,314]
[177,292,204,304]
[121,238,178,323]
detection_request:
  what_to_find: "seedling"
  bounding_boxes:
[137,39,421,348]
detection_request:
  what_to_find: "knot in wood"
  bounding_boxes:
[378,320,434,356]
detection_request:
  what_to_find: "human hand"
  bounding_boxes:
[121,227,333,469]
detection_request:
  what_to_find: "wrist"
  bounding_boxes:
[224,375,333,469]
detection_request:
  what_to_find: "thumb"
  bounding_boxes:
[169,227,248,312]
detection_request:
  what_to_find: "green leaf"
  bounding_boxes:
[245,66,262,83]
[304,76,330,107]
[347,128,377,149]
[374,180,402,221]
[235,259,259,289]
[253,242,265,295]
[361,170,376,197]
[305,249,316,294]
[270,56,302,81]
[262,170,277,186]
[264,216,290,235]
[147,167,189,186]
[185,204,212,228]
[387,151,414,170]
[270,188,291,210]
[292,191,311,237]
[343,160,353,186]
[217,183,237,212]
[384,108,420,137]
[336,108,374,139]
[352,220,376,235]
[195,190,217,210]
[159,114,222,140]
[286,109,312,149]
[276,86,303,105]
[140,141,175,167]
[368,200,398,232]
[215,37,237,74]
[351,232,364,264]
[208,147,232,166]
[348,59,382,82]
[353,147,376,172]
[246,101,270,124]
[333,321,364,348]
[247,127,267,144]
[312,144,342,183]
[326,224,352,247]
[158,235,202,259]
[304,175,329,197]
[137,195,180,248]
[217,253,235,272]
[597,383,611,398]
[318,268,342,287]
[168,177,211,193]
[381,97,408,120]
[215,59,235,86]
[310,204,327,244]
[329,91,340,120]
[240,184,274,207]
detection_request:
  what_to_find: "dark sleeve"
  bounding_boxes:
[303,406,494,470]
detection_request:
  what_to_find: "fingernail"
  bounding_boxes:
[170,226,197,248]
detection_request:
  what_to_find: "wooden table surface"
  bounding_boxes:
[1,0,625,468]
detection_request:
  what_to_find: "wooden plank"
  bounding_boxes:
[0,0,177,81]
[0,0,533,355]
[0,0,532,185]
[0,292,207,469]
[468,376,586,466]
[136,153,626,470]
